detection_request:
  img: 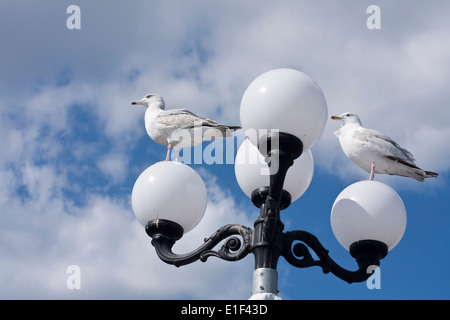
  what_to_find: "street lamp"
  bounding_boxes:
[131,68,407,299]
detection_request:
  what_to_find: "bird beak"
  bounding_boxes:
[131,100,143,106]
[331,115,342,120]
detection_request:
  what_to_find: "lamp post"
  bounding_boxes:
[131,69,407,299]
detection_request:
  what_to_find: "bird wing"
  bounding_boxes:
[158,108,202,118]
[157,109,219,129]
[352,129,417,164]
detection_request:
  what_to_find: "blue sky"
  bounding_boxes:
[0,0,449,299]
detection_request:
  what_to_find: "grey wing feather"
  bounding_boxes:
[158,108,201,118]
[157,108,219,128]
[353,129,416,163]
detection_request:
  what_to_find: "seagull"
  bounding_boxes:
[132,93,241,161]
[331,112,439,182]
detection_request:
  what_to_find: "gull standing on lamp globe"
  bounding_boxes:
[331,112,439,181]
[132,93,240,161]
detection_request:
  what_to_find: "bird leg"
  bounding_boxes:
[369,162,375,181]
[165,143,172,161]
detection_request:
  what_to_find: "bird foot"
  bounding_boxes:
[369,162,375,181]
[165,144,172,161]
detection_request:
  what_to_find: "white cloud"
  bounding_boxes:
[0,163,255,299]
[97,152,129,184]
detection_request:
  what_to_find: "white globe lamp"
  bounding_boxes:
[240,68,328,151]
[235,139,314,204]
[132,161,207,235]
[331,180,407,251]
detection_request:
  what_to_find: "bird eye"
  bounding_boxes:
[146,94,153,99]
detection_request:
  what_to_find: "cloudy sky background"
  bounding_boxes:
[0,0,449,299]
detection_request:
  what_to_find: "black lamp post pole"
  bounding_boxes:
[248,132,303,295]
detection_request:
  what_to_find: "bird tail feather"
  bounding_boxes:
[425,170,439,179]
[227,125,241,132]
[385,155,439,181]
[407,169,439,182]
[201,125,240,140]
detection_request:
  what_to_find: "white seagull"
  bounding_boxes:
[331,112,438,182]
[132,93,240,161]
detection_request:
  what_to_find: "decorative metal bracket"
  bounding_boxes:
[146,220,253,267]
[147,220,387,284]
[282,230,388,283]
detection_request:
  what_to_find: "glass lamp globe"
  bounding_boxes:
[240,68,328,150]
[234,139,314,203]
[330,180,407,251]
[132,161,207,234]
